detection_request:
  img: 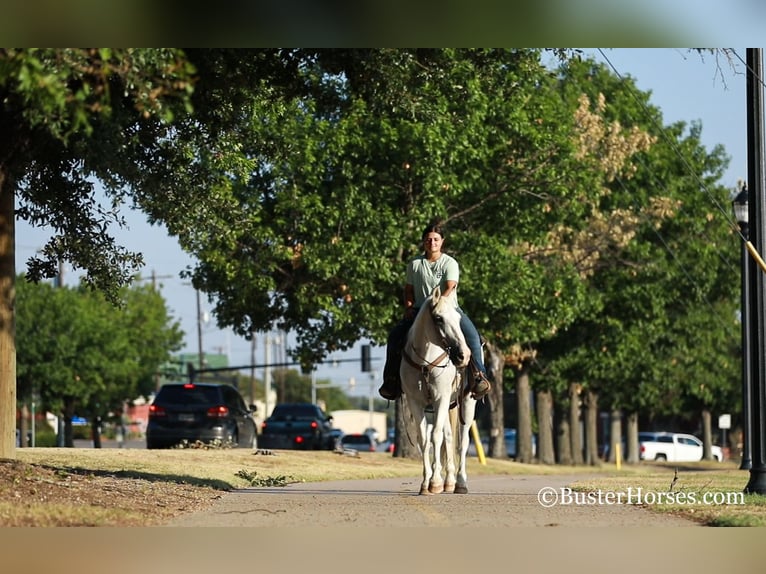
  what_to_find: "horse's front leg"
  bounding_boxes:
[428,400,451,494]
[442,407,458,493]
[409,401,432,495]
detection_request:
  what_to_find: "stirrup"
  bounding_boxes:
[470,372,491,400]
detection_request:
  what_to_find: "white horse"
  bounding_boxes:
[400,285,477,495]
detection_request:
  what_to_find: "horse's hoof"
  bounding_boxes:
[454,484,468,494]
[444,482,456,493]
[428,483,444,495]
[419,486,434,495]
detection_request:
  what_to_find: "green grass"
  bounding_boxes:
[570,460,766,526]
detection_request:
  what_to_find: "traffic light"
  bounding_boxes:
[361,344,372,372]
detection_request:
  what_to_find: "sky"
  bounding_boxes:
[14,48,754,398]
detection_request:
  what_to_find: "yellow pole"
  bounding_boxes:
[615,442,622,470]
[471,421,487,465]
[746,241,766,274]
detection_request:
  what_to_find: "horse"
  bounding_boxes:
[400,285,477,495]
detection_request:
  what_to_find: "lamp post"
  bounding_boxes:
[744,48,766,494]
[733,183,752,470]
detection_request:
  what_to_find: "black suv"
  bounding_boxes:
[146,382,258,449]
[259,402,336,450]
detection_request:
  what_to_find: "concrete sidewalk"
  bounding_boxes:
[167,473,700,527]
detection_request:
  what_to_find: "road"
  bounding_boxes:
[166,473,700,527]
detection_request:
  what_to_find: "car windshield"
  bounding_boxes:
[342,435,371,446]
[156,385,220,404]
[270,405,324,420]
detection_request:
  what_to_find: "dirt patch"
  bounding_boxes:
[0,458,222,526]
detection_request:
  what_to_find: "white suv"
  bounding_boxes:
[638,431,723,462]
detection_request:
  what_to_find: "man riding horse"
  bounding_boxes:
[379,220,492,402]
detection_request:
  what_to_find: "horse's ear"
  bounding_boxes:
[432,285,441,300]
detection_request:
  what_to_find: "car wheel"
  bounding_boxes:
[655,454,667,461]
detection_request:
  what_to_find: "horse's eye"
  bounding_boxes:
[433,315,444,325]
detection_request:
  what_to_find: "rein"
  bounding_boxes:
[402,345,450,376]
[402,302,453,378]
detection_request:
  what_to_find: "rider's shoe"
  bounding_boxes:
[378,376,402,400]
[470,371,491,401]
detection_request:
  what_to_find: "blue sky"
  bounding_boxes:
[14,48,754,397]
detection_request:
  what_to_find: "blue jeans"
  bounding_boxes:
[459,309,486,375]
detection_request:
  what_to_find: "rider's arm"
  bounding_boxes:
[403,283,415,309]
[403,283,416,318]
[442,279,458,299]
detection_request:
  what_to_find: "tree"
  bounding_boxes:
[1,48,283,457]
[534,56,740,464]
[15,276,183,446]
[172,49,600,457]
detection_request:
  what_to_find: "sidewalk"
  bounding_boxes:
[168,473,700,527]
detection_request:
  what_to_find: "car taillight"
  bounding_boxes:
[294,436,305,445]
[148,405,166,418]
[207,405,229,418]
[310,421,318,429]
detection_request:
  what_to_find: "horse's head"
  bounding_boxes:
[425,286,471,368]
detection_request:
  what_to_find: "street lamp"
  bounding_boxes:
[733,182,752,470]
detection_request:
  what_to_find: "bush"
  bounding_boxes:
[34,425,58,447]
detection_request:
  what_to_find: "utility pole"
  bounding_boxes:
[250,330,257,404]
[196,289,204,372]
[264,332,272,417]
[56,260,65,447]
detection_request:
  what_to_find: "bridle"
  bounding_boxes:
[402,302,455,379]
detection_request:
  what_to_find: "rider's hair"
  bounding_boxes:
[421,219,446,240]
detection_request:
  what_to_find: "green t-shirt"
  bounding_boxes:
[406,253,460,307]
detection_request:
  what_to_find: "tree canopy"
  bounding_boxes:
[1,48,743,460]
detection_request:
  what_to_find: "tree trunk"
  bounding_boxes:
[64,399,76,448]
[625,412,639,463]
[584,389,601,466]
[0,175,15,459]
[484,341,506,459]
[516,365,534,463]
[556,411,572,465]
[395,399,421,459]
[569,383,584,465]
[702,408,713,460]
[91,416,103,448]
[608,408,622,463]
[536,389,555,464]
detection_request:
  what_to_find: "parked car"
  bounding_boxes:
[259,402,336,450]
[146,382,258,449]
[363,427,380,443]
[329,428,345,449]
[340,433,377,452]
[638,431,723,462]
[483,428,537,458]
